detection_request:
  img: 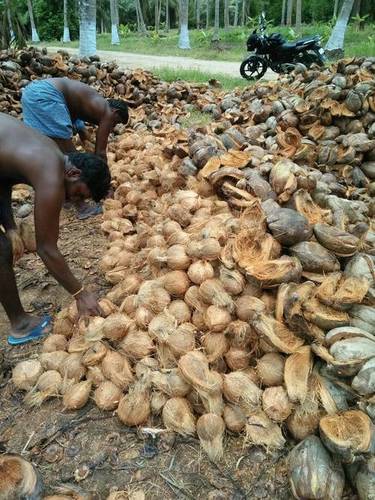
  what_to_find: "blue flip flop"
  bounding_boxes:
[7,315,52,346]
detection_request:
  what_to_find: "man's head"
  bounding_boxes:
[64,153,111,203]
[108,99,129,125]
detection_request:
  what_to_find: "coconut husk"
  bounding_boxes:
[288,436,345,500]
[319,410,375,463]
[302,298,349,331]
[12,360,43,392]
[266,208,313,247]
[233,230,281,271]
[223,371,262,414]
[284,346,312,404]
[292,189,332,225]
[0,454,43,500]
[178,351,218,393]
[63,380,92,410]
[314,224,359,257]
[352,358,375,396]
[196,413,225,462]
[256,352,285,387]
[269,160,298,203]
[245,410,285,450]
[262,386,292,422]
[162,397,196,436]
[350,304,375,335]
[251,314,305,354]
[151,370,191,397]
[315,273,369,311]
[117,377,151,426]
[94,381,122,411]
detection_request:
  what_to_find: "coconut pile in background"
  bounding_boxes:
[8,52,375,500]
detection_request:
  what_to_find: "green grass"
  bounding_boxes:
[45,23,375,61]
[179,109,213,128]
[152,67,250,90]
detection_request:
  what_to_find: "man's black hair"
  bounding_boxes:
[67,153,111,202]
[107,99,129,123]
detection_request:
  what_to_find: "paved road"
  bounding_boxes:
[47,46,277,81]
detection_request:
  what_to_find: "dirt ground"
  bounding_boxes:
[0,203,293,499]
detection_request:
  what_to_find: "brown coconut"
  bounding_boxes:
[162,397,196,436]
[12,360,43,391]
[101,351,133,390]
[94,381,122,411]
[117,378,151,426]
[63,380,92,410]
[196,413,225,462]
[262,386,292,422]
[256,353,285,386]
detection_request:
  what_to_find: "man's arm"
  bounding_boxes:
[52,138,77,155]
[34,178,101,317]
[94,114,113,161]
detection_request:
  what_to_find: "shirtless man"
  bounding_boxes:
[21,77,130,162]
[0,113,111,345]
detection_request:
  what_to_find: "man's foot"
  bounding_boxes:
[7,315,52,346]
[77,202,103,220]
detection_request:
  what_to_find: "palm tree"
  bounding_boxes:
[233,0,239,27]
[325,0,355,56]
[178,0,190,49]
[165,0,170,31]
[6,1,15,41]
[79,0,97,56]
[333,0,339,17]
[281,0,286,24]
[295,0,302,30]
[241,0,247,26]
[110,0,120,44]
[63,0,71,42]
[212,0,220,40]
[135,0,147,34]
[27,0,40,42]
[206,0,210,28]
[224,0,230,29]
[196,0,201,28]
[286,0,294,26]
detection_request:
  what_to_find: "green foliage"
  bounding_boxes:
[32,0,78,41]
[119,24,132,38]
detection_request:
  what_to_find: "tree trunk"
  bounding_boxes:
[63,0,71,42]
[354,0,361,15]
[196,0,201,28]
[213,0,220,38]
[325,0,355,56]
[286,0,294,26]
[79,0,96,56]
[224,0,229,29]
[333,0,339,17]
[206,0,210,28]
[27,0,40,42]
[6,0,15,40]
[110,0,120,44]
[295,0,302,30]
[281,0,286,24]
[155,0,160,32]
[165,0,170,32]
[241,0,246,26]
[178,0,191,49]
[233,0,238,26]
[135,0,147,34]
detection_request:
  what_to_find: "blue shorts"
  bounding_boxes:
[21,79,85,139]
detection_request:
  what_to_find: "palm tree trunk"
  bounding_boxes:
[135,0,147,34]
[206,0,210,28]
[213,0,220,39]
[224,0,229,29]
[27,0,40,42]
[325,0,355,55]
[79,0,96,56]
[233,0,238,26]
[286,0,294,26]
[63,0,71,42]
[110,0,120,44]
[281,0,286,24]
[295,0,302,30]
[241,0,246,26]
[165,0,170,32]
[333,0,339,17]
[196,0,201,28]
[178,0,191,49]
[155,0,159,31]
[6,0,15,40]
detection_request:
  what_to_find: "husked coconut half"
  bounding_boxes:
[284,346,312,404]
[245,410,285,450]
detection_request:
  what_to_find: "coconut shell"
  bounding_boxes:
[204,305,231,333]
[352,358,375,396]
[0,454,43,500]
[288,436,345,500]
[287,397,323,442]
[266,208,312,246]
[162,397,196,436]
[284,346,312,404]
[315,273,369,311]
[262,386,292,422]
[224,347,250,371]
[246,257,303,289]
[162,270,190,297]
[350,458,375,500]
[319,410,375,463]
[350,304,375,335]
[303,298,349,331]
[330,337,375,365]
[245,410,285,449]
[290,241,340,273]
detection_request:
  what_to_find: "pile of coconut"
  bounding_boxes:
[12,59,375,499]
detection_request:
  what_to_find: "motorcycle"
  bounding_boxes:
[240,15,326,80]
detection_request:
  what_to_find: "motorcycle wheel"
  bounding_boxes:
[240,56,267,80]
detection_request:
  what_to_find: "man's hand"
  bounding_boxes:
[6,229,24,263]
[75,290,103,320]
